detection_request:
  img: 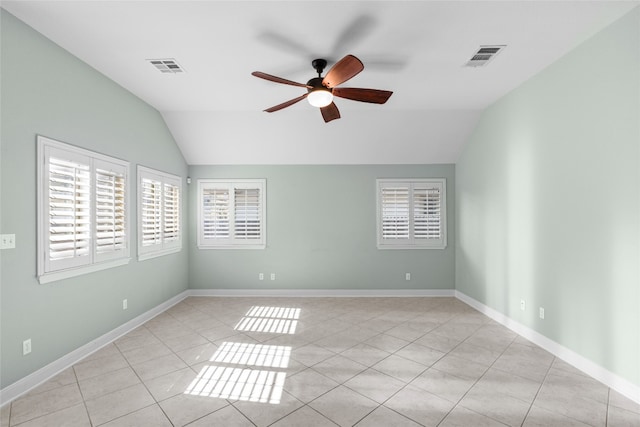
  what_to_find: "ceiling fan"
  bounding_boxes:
[252,54,393,123]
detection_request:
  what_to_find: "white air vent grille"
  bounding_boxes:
[465,45,505,67]
[148,59,185,73]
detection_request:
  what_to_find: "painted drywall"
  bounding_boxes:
[0,10,189,388]
[189,165,455,291]
[456,6,640,387]
[163,109,481,165]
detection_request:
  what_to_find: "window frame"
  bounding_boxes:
[37,135,131,284]
[197,179,266,250]
[137,165,182,261]
[376,178,447,250]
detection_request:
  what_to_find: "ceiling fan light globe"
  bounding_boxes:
[307,90,333,108]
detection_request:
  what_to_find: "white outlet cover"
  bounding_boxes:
[23,339,31,355]
[0,234,16,249]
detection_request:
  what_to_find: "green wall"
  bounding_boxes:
[456,7,639,387]
[0,10,189,388]
[188,165,455,291]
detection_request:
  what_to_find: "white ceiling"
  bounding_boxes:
[3,1,637,164]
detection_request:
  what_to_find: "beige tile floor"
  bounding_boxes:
[2,297,639,426]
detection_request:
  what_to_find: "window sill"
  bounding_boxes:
[197,244,266,250]
[377,244,447,250]
[38,258,131,285]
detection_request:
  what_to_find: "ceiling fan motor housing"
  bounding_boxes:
[306,77,331,93]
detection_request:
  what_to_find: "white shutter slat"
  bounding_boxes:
[48,157,91,261]
[163,183,180,242]
[414,187,441,240]
[381,186,410,240]
[234,188,261,240]
[203,188,230,239]
[141,178,162,247]
[95,168,126,254]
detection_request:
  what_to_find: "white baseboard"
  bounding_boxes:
[0,290,189,408]
[188,288,456,297]
[455,291,640,406]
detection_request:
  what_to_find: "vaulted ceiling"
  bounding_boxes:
[3,1,636,164]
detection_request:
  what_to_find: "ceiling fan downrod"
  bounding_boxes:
[311,58,327,77]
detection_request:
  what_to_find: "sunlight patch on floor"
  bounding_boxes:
[185,365,285,404]
[234,306,301,334]
[211,342,291,369]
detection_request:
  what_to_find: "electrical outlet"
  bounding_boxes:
[520,300,526,311]
[259,273,264,281]
[270,273,276,281]
[123,299,128,310]
[405,273,411,281]
[1,234,16,250]
[539,307,545,319]
[23,339,31,355]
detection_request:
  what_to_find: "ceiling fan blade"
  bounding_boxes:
[252,71,309,88]
[329,15,376,58]
[320,102,341,123]
[322,55,364,88]
[258,31,313,58]
[332,87,393,104]
[264,94,308,113]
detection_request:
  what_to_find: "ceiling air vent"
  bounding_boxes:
[148,58,185,74]
[464,45,506,67]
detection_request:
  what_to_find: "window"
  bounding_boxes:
[376,179,446,249]
[198,179,266,249]
[37,136,130,284]
[137,166,182,260]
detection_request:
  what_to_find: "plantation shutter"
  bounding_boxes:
[413,185,441,240]
[202,187,230,240]
[141,177,162,247]
[234,187,261,240]
[377,179,446,249]
[137,166,182,260]
[38,136,131,283]
[47,154,92,270]
[163,182,180,242]
[198,179,266,249]
[380,184,410,242]
[95,161,127,261]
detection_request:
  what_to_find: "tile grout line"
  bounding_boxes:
[7,371,90,427]
[434,323,520,427]
[310,307,458,427]
[71,363,95,427]
[112,310,221,426]
[517,354,556,427]
[102,330,174,427]
[139,310,236,426]
[301,300,490,426]
[605,387,610,427]
[373,335,456,427]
